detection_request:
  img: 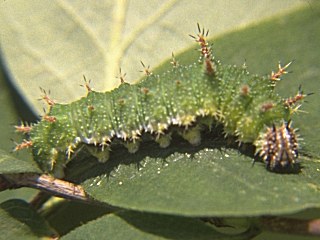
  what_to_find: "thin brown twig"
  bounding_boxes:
[257,216,320,236]
[0,173,91,203]
[202,216,320,237]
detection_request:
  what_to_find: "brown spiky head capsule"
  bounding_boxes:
[257,122,298,170]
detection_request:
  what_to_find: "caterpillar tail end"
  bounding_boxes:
[255,121,299,171]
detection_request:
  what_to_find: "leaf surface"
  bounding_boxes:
[62,210,255,240]
[0,199,57,239]
[81,139,320,216]
[0,149,40,174]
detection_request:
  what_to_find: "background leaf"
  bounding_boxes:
[0,149,40,174]
[0,0,307,114]
[41,200,112,236]
[61,210,257,240]
[81,140,320,217]
[0,199,57,239]
[0,67,21,153]
[0,62,38,203]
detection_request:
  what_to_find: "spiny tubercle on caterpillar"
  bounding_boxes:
[15,24,310,178]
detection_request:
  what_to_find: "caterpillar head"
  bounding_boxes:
[256,121,299,170]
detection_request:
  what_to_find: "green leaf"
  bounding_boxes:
[1,69,33,174]
[41,200,112,236]
[0,67,20,154]
[61,210,257,240]
[0,63,35,166]
[0,150,39,205]
[0,0,306,114]
[0,149,40,174]
[81,139,320,217]
[0,66,38,203]
[0,199,57,239]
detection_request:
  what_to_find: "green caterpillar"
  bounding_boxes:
[15,24,308,178]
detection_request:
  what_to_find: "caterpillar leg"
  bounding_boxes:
[155,133,172,148]
[86,145,110,163]
[179,125,202,146]
[49,148,65,178]
[123,140,141,154]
